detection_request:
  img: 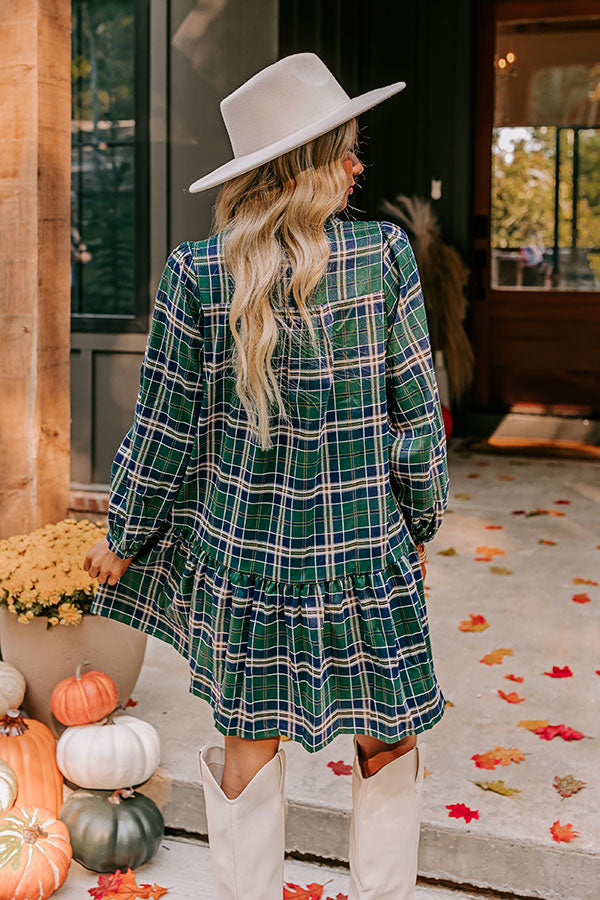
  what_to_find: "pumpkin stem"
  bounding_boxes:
[75,659,90,680]
[23,824,48,843]
[0,708,28,736]
[108,787,135,805]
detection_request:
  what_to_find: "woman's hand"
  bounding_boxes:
[83,538,134,586]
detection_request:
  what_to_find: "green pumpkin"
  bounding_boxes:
[59,787,164,872]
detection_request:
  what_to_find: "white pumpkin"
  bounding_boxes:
[56,714,160,788]
[0,662,26,717]
[0,758,18,813]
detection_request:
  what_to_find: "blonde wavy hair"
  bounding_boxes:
[211,117,359,450]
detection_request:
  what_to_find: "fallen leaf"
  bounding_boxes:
[473,779,521,797]
[553,499,571,505]
[572,593,591,603]
[485,524,504,529]
[458,614,489,632]
[474,556,494,562]
[475,461,490,466]
[454,493,471,500]
[526,509,549,517]
[446,802,479,823]
[471,751,502,770]
[125,698,138,708]
[445,699,454,707]
[424,767,432,777]
[573,577,598,586]
[480,648,513,665]
[476,545,505,557]
[281,735,291,741]
[468,473,481,478]
[327,760,352,776]
[491,746,526,766]
[539,539,557,545]
[498,689,525,703]
[490,566,513,575]
[543,665,573,678]
[533,724,584,741]
[509,460,530,465]
[499,475,515,481]
[550,820,580,843]
[88,869,167,900]
[511,510,526,515]
[553,774,586,798]
[518,720,549,731]
[284,883,327,900]
[438,547,457,556]
[548,509,566,517]
[505,674,524,682]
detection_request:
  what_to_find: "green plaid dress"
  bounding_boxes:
[91,214,450,752]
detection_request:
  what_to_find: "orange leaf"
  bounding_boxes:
[458,614,489,632]
[504,673,524,682]
[550,820,580,843]
[471,751,501,769]
[498,689,525,703]
[474,556,494,562]
[492,746,526,765]
[89,869,167,900]
[467,473,481,478]
[518,719,549,731]
[480,648,513,665]
[327,760,352,776]
[572,593,591,603]
[549,509,566,516]
[476,545,504,557]
[446,802,479,823]
[573,577,598,586]
[499,475,515,480]
[539,539,557,545]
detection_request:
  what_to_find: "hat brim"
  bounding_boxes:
[186,80,406,194]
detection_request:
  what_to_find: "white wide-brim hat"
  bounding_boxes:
[187,52,406,194]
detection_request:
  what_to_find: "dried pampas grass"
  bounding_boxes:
[380,194,474,405]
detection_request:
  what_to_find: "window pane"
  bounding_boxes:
[491,17,600,291]
[71,0,137,318]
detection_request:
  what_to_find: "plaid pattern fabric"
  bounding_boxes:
[91,215,450,751]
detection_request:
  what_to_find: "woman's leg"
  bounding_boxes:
[222,734,281,799]
[354,733,417,778]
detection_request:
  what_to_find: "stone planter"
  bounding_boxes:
[0,608,147,737]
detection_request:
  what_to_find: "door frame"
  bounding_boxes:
[471,0,600,410]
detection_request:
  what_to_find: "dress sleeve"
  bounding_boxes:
[105,242,204,560]
[381,220,449,545]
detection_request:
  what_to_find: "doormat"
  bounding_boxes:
[453,434,600,462]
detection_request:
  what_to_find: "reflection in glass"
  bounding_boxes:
[71,1,136,317]
[491,17,600,290]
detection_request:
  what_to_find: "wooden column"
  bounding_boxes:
[0,0,71,536]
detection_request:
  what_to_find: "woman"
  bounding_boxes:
[84,53,449,900]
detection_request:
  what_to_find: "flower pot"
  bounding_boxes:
[0,609,147,737]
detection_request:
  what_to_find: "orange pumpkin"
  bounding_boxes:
[0,805,72,900]
[50,660,118,726]
[0,710,63,818]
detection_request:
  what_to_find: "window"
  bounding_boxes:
[71,0,149,331]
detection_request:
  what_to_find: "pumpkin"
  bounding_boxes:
[50,659,118,726]
[0,759,18,814]
[0,710,63,818]
[59,786,164,872]
[56,713,160,789]
[0,663,26,717]
[0,804,72,900]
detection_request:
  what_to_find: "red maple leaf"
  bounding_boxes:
[533,723,584,741]
[125,697,138,708]
[88,869,166,900]
[284,883,327,900]
[484,525,503,529]
[498,689,525,703]
[446,802,479,823]
[553,499,571,505]
[89,873,124,899]
[504,674,524,682]
[543,665,573,678]
[572,593,591,603]
[471,752,501,770]
[327,760,352,776]
[550,820,580,843]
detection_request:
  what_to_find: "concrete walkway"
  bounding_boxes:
[68,438,599,900]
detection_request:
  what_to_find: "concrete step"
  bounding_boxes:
[82,445,599,900]
[54,834,511,900]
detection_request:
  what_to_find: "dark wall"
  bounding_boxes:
[279,0,476,258]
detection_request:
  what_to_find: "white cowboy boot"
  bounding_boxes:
[198,744,287,900]
[348,736,425,900]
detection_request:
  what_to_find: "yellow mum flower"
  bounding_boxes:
[58,602,83,625]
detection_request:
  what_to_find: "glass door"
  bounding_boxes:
[471,0,600,413]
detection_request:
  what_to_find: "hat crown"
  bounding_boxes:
[221,53,350,158]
